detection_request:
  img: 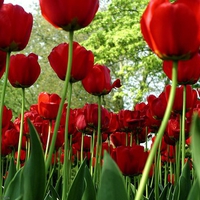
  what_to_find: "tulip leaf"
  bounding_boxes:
[97,152,128,200]
[22,119,46,200]
[82,165,96,200]
[4,157,16,193]
[159,183,169,200]
[67,160,86,200]
[44,185,60,200]
[4,168,23,199]
[55,175,62,198]
[191,113,200,185]
[172,161,191,200]
[187,180,200,200]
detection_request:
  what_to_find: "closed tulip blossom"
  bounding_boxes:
[8,53,41,88]
[82,64,121,96]
[38,92,61,120]
[39,0,99,31]
[163,53,200,85]
[0,4,33,52]
[48,42,94,82]
[141,0,200,60]
[111,145,148,176]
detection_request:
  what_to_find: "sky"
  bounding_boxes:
[4,0,38,12]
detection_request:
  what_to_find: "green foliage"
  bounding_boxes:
[4,120,46,200]
[97,152,128,200]
[78,0,166,109]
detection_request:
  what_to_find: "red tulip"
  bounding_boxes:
[82,64,121,96]
[166,117,190,142]
[38,92,61,120]
[76,103,110,132]
[147,92,167,120]
[8,53,41,88]
[0,0,3,8]
[110,132,135,147]
[0,50,6,78]
[48,42,94,82]
[118,109,142,132]
[163,53,200,85]
[141,0,200,60]
[2,105,12,134]
[39,0,99,31]
[165,85,197,113]
[111,145,148,176]
[0,4,33,52]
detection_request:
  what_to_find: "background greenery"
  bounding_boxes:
[1,0,169,117]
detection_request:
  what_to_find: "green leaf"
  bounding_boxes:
[191,113,200,185]
[22,119,46,200]
[168,184,174,200]
[178,161,191,200]
[44,185,60,200]
[172,161,191,200]
[82,166,96,200]
[97,152,128,200]
[159,183,169,200]
[4,168,23,199]
[67,160,86,200]
[4,157,16,193]
[187,180,200,200]
[55,175,62,199]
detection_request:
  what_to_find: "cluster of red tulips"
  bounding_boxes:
[1,0,200,199]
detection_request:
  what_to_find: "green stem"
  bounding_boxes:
[80,133,84,163]
[16,88,25,170]
[0,52,10,195]
[175,119,181,184]
[62,82,73,200]
[135,61,178,200]
[93,96,102,186]
[45,31,74,172]
[44,120,52,160]
[181,85,186,171]
[90,130,96,175]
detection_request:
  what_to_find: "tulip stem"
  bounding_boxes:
[181,85,186,171]
[93,95,102,186]
[16,88,25,170]
[62,81,72,200]
[45,31,74,172]
[0,52,10,196]
[44,120,52,160]
[135,61,178,200]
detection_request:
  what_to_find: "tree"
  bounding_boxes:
[78,0,168,110]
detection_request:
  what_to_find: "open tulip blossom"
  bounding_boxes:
[1,0,200,200]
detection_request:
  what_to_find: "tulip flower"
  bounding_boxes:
[38,92,61,120]
[48,42,94,82]
[75,103,110,132]
[165,85,197,113]
[0,4,33,52]
[163,53,200,85]
[8,53,41,88]
[111,145,148,176]
[140,0,200,60]
[0,0,3,8]
[147,92,167,120]
[39,0,99,31]
[2,105,12,134]
[82,64,121,96]
[0,50,6,78]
